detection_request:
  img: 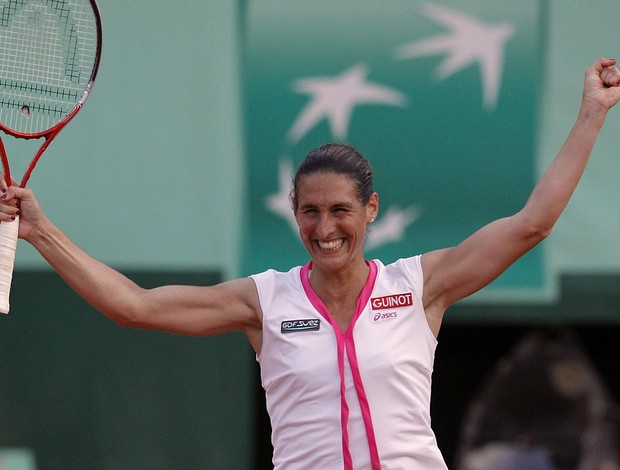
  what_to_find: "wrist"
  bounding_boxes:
[577,98,608,128]
[24,215,52,246]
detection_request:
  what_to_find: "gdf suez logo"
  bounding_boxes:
[281,319,320,334]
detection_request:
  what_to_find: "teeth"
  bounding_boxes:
[318,239,343,251]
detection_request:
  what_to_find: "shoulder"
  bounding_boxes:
[251,265,303,291]
[214,276,262,314]
[376,255,423,280]
[369,256,425,298]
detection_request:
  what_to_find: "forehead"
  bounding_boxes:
[296,172,359,205]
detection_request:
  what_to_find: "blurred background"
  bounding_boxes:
[1,1,620,468]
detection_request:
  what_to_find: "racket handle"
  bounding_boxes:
[0,217,19,314]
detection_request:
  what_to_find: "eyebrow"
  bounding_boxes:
[298,200,357,211]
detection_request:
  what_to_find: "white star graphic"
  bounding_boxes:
[395,3,514,109]
[265,158,298,234]
[366,205,422,251]
[287,64,407,143]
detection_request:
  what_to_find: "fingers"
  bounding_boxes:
[601,63,620,87]
[590,57,620,86]
[596,56,616,69]
[581,56,620,110]
[1,186,19,201]
[0,188,20,222]
[0,174,18,193]
[0,172,22,207]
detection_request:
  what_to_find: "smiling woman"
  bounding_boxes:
[290,145,378,330]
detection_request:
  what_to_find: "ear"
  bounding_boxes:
[366,192,379,222]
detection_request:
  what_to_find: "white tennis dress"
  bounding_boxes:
[252,255,448,470]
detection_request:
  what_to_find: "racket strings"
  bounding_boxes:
[0,0,98,134]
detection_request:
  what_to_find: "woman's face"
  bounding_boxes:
[294,172,378,274]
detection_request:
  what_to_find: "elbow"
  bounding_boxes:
[524,220,553,247]
[115,311,140,329]
[515,209,554,247]
[539,226,553,241]
[110,295,150,329]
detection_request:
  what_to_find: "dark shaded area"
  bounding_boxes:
[0,270,254,470]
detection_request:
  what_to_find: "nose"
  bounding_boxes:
[316,212,336,239]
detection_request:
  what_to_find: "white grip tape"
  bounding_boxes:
[0,216,19,314]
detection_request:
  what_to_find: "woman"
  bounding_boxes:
[2,57,619,469]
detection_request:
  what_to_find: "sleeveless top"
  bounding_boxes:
[251,256,448,469]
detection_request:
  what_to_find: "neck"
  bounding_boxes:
[308,259,369,303]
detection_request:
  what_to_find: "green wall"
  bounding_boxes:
[14,0,245,276]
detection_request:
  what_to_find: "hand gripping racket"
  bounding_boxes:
[0,0,102,313]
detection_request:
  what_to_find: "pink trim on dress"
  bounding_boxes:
[300,261,381,470]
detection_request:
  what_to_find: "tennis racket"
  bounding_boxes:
[0,0,102,313]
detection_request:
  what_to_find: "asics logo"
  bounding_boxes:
[373,311,398,322]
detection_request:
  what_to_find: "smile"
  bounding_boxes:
[318,239,344,252]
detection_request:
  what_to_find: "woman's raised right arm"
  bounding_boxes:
[0,185,262,345]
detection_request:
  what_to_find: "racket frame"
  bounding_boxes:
[0,0,103,188]
[0,0,103,313]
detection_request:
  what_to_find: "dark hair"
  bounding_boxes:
[291,143,373,211]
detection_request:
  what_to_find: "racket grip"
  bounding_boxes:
[0,217,19,314]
